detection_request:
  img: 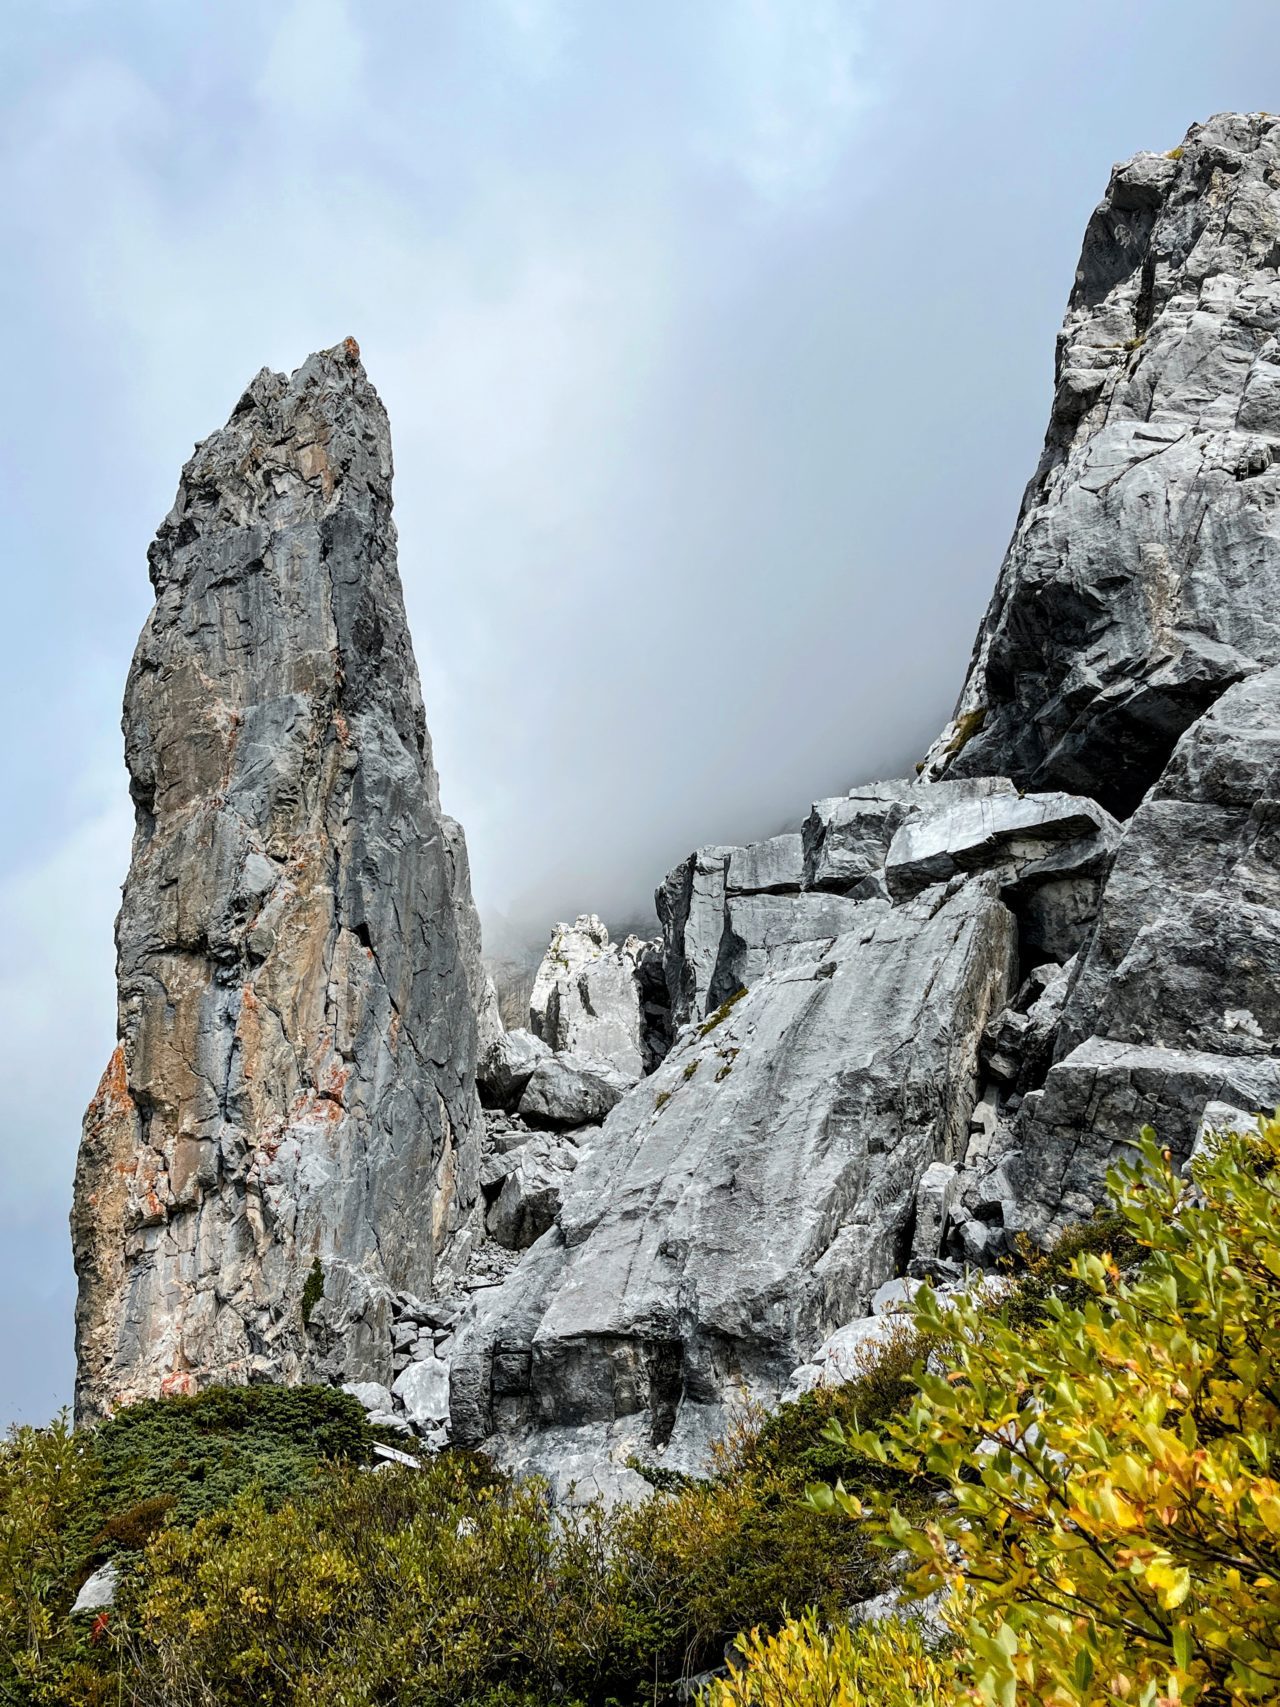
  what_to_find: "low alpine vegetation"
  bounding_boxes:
[734,1115,1280,1706]
[5,1116,1278,1705]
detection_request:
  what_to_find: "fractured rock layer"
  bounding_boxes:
[1007,664,1280,1238]
[73,342,482,1418]
[75,116,1280,1484]
[441,115,1280,1487]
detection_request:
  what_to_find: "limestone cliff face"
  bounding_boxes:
[440,115,1280,1494]
[927,112,1280,814]
[914,112,1280,1245]
[72,341,482,1419]
[73,116,1280,1486]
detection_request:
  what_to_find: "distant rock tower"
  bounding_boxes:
[72,342,484,1418]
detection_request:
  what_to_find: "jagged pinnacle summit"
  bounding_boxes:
[72,339,486,1420]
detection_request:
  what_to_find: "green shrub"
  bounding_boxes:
[19,1126,1277,1707]
[102,1418,881,1705]
[0,1412,99,1703]
[703,1609,957,1706]
[87,1381,377,1529]
[698,988,747,1037]
[1001,1208,1143,1329]
[0,1384,381,1704]
[807,1117,1280,1705]
[745,1317,937,1499]
[301,1258,325,1325]
[943,706,986,758]
[91,1494,175,1554]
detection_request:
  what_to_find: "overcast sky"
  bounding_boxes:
[4,0,1280,1424]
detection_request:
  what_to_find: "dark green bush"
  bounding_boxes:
[745,1317,932,1495]
[114,1439,880,1706]
[301,1258,325,1325]
[87,1381,377,1530]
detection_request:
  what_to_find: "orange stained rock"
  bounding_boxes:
[320,1059,351,1106]
[87,1044,133,1125]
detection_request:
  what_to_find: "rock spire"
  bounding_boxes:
[73,341,483,1418]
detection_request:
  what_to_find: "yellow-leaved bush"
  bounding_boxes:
[703,1609,958,1706]
[756,1116,1280,1707]
[0,1413,97,1700]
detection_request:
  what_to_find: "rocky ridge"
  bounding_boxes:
[427,114,1280,1489]
[76,115,1280,1476]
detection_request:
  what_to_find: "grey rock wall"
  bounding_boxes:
[1005,665,1280,1238]
[439,116,1280,1487]
[72,341,483,1419]
[926,112,1280,814]
[449,873,1017,1495]
[528,915,650,1080]
[75,116,1280,1484]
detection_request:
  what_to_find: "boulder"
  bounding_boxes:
[726,834,804,895]
[517,1052,630,1128]
[783,1315,898,1399]
[910,1162,958,1263]
[70,1562,119,1616]
[341,1380,395,1416]
[870,1277,922,1316]
[980,961,1073,1094]
[487,1134,580,1250]
[392,1356,452,1427]
[478,1029,551,1111]
[886,790,1118,962]
[802,778,1013,897]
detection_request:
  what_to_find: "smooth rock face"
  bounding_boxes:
[450,879,1016,1467]
[529,916,648,1080]
[927,113,1280,815]
[72,343,483,1419]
